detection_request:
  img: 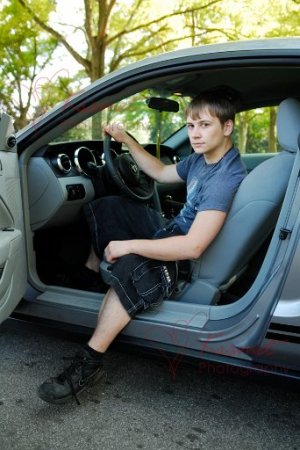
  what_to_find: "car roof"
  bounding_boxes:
[89,37,300,104]
[137,38,300,110]
[92,37,300,77]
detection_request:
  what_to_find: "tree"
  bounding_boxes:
[17,0,225,82]
[235,106,278,154]
[33,73,84,117]
[16,0,225,135]
[14,0,300,138]
[0,0,57,128]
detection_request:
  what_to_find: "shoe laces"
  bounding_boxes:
[58,353,101,405]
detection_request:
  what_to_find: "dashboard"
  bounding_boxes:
[27,140,121,230]
[42,140,122,177]
[27,140,179,231]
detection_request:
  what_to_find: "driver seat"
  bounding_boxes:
[175,98,300,305]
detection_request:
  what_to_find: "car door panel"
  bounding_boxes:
[0,113,26,324]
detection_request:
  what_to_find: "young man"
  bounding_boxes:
[38,90,246,404]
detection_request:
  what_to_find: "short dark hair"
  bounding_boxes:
[186,89,237,124]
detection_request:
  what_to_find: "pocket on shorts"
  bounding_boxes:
[132,259,177,310]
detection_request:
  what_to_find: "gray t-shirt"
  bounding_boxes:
[174,147,246,234]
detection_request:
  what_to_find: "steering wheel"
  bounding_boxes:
[103,134,155,201]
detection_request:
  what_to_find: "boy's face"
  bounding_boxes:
[186,107,233,163]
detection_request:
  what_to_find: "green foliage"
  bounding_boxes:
[260,0,300,37]
[107,0,179,71]
[0,0,57,128]
[234,107,278,154]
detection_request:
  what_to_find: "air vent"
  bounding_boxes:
[56,153,72,174]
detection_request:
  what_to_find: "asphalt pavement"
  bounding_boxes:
[0,318,299,450]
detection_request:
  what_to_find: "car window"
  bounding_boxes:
[53,89,189,144]
[234,106,280,154]
[53,97,281,158]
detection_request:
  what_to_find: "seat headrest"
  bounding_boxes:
[277,98,300,153]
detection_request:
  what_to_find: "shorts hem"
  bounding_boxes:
[110,273,144,318]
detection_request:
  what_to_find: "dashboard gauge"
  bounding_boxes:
[74,146,97,176]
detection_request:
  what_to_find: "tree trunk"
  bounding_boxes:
[268,106,277,152]
[237,111,250,153]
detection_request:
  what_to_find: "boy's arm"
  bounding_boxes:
[104,210,227,263]
[104,124,183,184]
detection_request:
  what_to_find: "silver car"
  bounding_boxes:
[1,38,300,380]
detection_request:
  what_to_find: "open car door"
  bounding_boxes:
[0,112,27,324]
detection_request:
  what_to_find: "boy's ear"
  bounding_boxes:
[223,119,234,136]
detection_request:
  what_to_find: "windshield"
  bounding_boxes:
[53,89,189,144]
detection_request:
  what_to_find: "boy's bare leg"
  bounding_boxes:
[37,287,128,404]
[88,288,131,353]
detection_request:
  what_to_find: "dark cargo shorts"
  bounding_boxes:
[109,255,178,317]
[84,195,185,317]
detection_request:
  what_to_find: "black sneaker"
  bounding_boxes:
[37,348,106,405]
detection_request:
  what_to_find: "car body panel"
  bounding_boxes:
[0,113,27,323]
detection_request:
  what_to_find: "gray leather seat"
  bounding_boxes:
[176,98,300,305]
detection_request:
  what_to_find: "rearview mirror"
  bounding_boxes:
[146,97,179,112]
